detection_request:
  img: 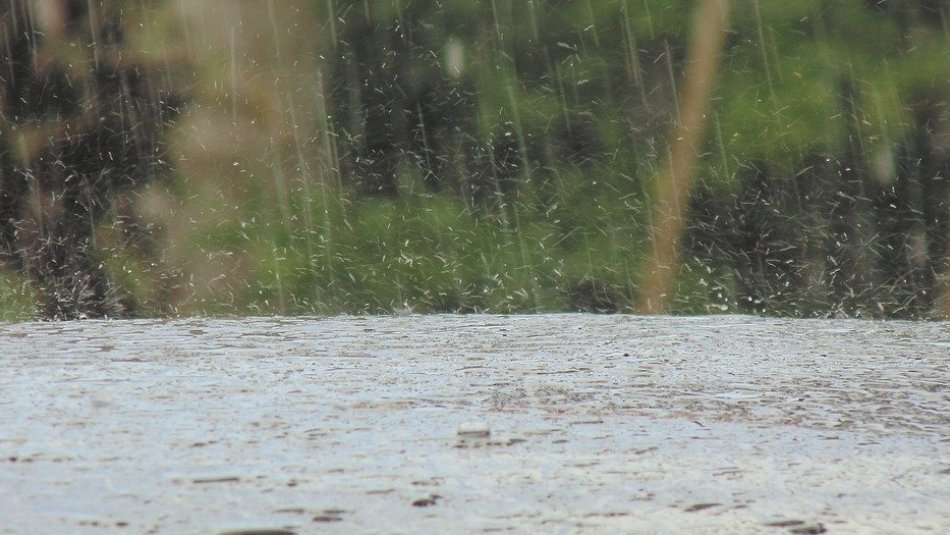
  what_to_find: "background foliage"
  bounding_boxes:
[2,0,949,319]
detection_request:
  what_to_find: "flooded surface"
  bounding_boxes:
[0,315,947,534]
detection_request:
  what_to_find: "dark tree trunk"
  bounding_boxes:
[1,0,179,319]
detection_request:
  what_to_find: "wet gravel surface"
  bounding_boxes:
[1,315,948,534]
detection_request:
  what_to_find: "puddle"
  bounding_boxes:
[0,315,947,534]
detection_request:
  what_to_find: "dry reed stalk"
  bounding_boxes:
[636,0,730,314]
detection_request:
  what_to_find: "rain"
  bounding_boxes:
[2,3,949,534]
[1,0,947,320]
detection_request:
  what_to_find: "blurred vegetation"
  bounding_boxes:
[2,0,950,319]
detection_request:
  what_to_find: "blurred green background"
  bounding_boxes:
[2,0,949,320]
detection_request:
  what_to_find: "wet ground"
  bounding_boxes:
[1,314,947,534]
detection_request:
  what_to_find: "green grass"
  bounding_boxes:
[232,177,650,315]
[0,271,36,322]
